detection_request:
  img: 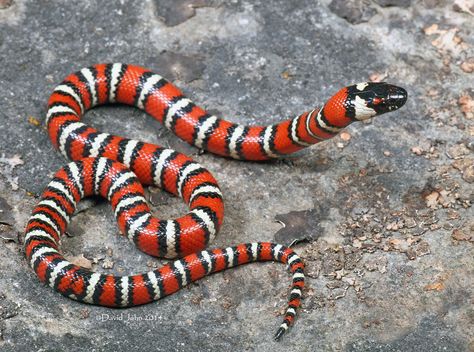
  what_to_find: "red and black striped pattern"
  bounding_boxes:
[24,158,303,339]
[45,64,407,162]
[26,63,407,339]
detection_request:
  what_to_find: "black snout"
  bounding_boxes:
[387,85,408,109]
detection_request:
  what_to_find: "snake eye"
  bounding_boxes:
[372,97,383,105]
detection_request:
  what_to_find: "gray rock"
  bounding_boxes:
[0,0,473,351]
[329,0,377,24]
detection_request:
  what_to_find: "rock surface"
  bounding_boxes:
[0,0,473,351]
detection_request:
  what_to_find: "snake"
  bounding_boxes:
[24,63,407,340]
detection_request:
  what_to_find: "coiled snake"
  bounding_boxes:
[24,63,407,339]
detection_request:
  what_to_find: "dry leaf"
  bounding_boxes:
[438,189,455,208]
[447,143,470,159]
[28,116,41,126]
[67,254,93,269]
[424,25,468,57]
[425,191,440,208]
[459,94,474,119]
[411,146,424,155]
[423,24,439,35]
[460,58,474,73]
[462,165,474,183]
[386,222,399,231]
[424,282,445,291]
[415,241,431,257]
[388,238,403,249]
[453,0,474,15]
[427,89,439,97]
[453,158,474,183]
[340,132,351,141]
[452,229,473,242]
[432,28,466,55]
[281,71,293,79]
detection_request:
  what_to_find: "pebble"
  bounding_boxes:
[328,0,377,24]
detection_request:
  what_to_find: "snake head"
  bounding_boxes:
[345,82,408,121]
[321,82,407,129]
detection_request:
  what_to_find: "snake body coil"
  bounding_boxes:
[24,63,407,339]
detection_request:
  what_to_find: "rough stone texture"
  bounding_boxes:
[374,0,412,8]
[0,0,473,351]
[329,0,378,24]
